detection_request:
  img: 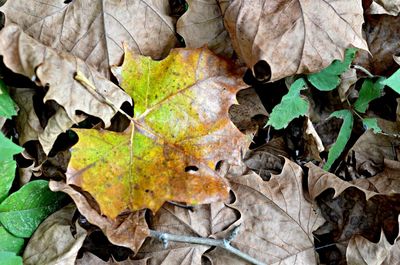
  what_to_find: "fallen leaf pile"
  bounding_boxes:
[0,0,399,264]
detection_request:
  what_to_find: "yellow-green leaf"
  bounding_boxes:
[67,47,248,218]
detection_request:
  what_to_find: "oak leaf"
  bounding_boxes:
[0,0,177,77]
[67,47,249,218]
[224,0,368,81]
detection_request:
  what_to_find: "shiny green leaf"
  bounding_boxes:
[381,68,400,94]
[0,226,24,254]
[0,80,17,119]
[354,78,385,113]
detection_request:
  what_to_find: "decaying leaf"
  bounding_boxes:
[23,204,87,265]
[177,0,233,58]
[367,0,400,15]
[224,0,368,81]
[338,68,358,102]
[0,0,178,76]
[134,201,237,264]
[49,181,149,253]
[224,159,324,264]
[67,47,249,218]
[0,24,131,153]
[77,252,148,265]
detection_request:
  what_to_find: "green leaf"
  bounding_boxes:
[308,48,358,91]
[362,118,382,134]
[0,80,17,119]
[0,226,24,254]
[267,78,308,129]
[0,252,22,265]
[0,133,23,161]
[0,160,16,203]
[323,110,354,171]
[0,180,66,238]
[354,78,385,113]
[381,68,400,94]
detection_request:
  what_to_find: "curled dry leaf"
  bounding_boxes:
[224,0,368,81]
[354,14,400,76]
[367,0,400,15]
[49,181,149,253]
[0,0,177,76]
[23,204,87,265]
[134,201,237,264]
[338,68,358,102]
[177,0,233,58]
[223,158,324,264]
[0,24,131,153]
[67,47,249,218]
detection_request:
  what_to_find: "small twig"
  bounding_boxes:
[352,65,374,78]
[149,226,265,265]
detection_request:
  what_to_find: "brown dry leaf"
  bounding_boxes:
[367,0,400,15]
[49,181,149,253]
[223,0,368,81]
[23,204,87,265]
[134,201,238,264]
[0,0,177,76]
[338,68,358,102]
[221,158,324,264]
[76,252,148,265]
[177,0,233,58]
[394,55,400,66]
[229,87,268,135]
[0,24,131,153]
[353,15,400,76]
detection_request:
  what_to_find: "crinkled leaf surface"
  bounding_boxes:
[224,0,368,81]
[67,47,248,218]
[382,68,400,94]
[324,109,354,171]
[0,180,66,238]
[0,0,177,76]
[307,48,358,91]
[354,78,385,113]
[225,159,324,264]
[267,78,308,129]
[0,80,16,119]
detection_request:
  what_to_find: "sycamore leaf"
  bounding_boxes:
[67,47,248,218]
[354,78,385,113]
[0,180,66,238]
[267,78,308,129]
[224,159,324,264]
[22,204,87,265]
[382,68,400,94]
[308,48,358,91]
[224,0,368,81]
[177,0,233,58]
[0,80,17,119]
[324,109,354,171]
[362,118,383,134]
[0,0,177,77]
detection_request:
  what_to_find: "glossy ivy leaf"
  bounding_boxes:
[0,226,24,254]
[323,109,354,171]
[381,68,400,94]
[267,78,308,129]
[68,47,248,218]
[354,77,385,113]
[0,180,66,238]
[307,48,358,91]
[0,251,22,265]
[0,134,23,202]
[0,80,17,119]
[362,118,382,134]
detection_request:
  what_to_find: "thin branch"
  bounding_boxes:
[352,65,374,78]
[149,226,266,265]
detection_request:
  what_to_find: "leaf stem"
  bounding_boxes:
[352,65,374,78]
[149,226,266,265]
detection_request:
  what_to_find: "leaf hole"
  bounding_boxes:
[184,165,198,172]
[64,0,72,4]
[253,60,271,82]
